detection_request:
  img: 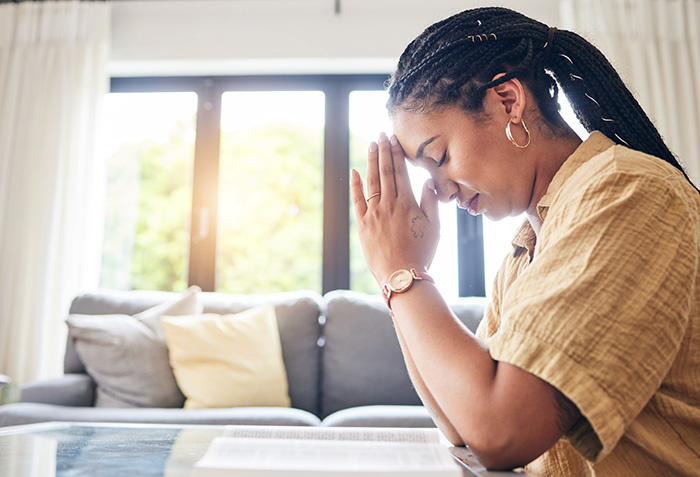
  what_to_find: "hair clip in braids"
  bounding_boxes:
[585,93,601,109]
[559,53,574,64]
[614,133,630,147]
[468,33,498,43]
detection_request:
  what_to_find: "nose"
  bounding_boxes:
[434,179,459,204]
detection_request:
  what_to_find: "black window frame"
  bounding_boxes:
[109,74,485,296]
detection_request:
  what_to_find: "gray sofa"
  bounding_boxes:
[0,288,486,428]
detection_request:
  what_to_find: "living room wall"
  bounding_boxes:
[109,0,561,76]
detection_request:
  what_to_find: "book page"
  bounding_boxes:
[223,425,441,443]
[194,436,462,476]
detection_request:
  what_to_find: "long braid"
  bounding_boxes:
[387,7,698,192]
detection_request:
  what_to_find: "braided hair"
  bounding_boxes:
[387,7,698,192]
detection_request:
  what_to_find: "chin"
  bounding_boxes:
[483,206,521,222]
[483,210,506,221]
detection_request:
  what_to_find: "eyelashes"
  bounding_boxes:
[437,150,448,167]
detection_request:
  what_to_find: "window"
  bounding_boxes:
[100,92,197,292]
[99,75,489,298]
[217,91,325,293]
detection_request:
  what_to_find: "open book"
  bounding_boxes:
[192,425,466,476]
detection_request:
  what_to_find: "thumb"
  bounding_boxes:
[420,179,440,226]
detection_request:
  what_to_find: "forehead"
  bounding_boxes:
[392,109,433,135]
[391,108,452,159]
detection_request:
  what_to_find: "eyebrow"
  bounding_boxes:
[415,136,439,160]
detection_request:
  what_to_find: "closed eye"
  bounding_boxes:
[437,150,448,167]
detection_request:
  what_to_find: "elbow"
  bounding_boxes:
[435,421,466,447]
[445,433,465,447]
[473,449,527,471]
[463,426,540,471]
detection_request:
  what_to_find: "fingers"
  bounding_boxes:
[377,132,397,199]
[350,169,367,217]
[390,135,412,198]
[366,140,381,201]
[364,132,411,206]
[420,179,440,226]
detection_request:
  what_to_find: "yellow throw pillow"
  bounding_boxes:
[161,306,291,409]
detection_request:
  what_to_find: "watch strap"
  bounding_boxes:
[382,268,434,311]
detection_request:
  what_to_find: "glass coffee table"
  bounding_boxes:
[0,422,522,476]
[0,422,224,476]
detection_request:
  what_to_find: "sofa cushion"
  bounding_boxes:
[65,288,203,374]
[200,291,325,416]
[0,402,321,428]
[321,405,435,428]
[321,290,486,418]
[67,289,325,416]
[19,374,95,407]
[161,306,291,409]
[65,286,202,408]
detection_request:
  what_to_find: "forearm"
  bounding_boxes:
[389,280,580,469]
[388,281,504,450]
[393,317,465,446]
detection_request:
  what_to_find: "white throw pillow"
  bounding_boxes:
[66,286,202,408]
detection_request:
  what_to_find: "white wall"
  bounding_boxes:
[110,0,561,76]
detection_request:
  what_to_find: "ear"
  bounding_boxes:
[490,73,526,122]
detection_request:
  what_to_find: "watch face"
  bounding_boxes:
[388,269,413,292]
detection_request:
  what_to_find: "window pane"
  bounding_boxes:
[348,91,459,299]
[217,91,324,293]
[99,92,197,292]
[482,215,523,298]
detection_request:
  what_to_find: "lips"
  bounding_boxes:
[459,194,479,216]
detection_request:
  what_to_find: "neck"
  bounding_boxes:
[525,127,582,236]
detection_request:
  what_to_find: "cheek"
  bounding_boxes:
[449,156,484,185]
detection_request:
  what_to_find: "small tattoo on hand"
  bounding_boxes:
[411,216,425,238]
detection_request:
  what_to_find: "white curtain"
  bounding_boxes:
[0,1,110,384]
[560,0,700,185]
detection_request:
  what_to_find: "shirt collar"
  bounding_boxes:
[511,132,616,258]
[511,219,537,261]
[536,132,615,222]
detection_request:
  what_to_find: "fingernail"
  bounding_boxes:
[378,132,388,143]
[390,135,398,146]
[426,179,436,192]
[369,142,378,152]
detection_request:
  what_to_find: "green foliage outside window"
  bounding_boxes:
[216,122,323,294]
[100,119,325,294]
[100,120,193,292]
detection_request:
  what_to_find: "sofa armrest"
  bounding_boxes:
[20,373,95,407]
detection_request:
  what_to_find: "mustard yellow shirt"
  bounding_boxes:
[476,132,700,475]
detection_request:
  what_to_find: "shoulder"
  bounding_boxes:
[536,142,700,282]
[551,143,699,224]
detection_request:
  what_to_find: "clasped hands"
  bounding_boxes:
[350,132,441,287]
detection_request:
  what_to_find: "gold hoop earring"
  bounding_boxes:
[506,118,531,149]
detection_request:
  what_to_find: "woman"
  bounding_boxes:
[350,7,700,475]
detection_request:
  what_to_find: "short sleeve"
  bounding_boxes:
[488,166,696,462]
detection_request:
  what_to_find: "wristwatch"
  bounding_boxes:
[382,268,435,311]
